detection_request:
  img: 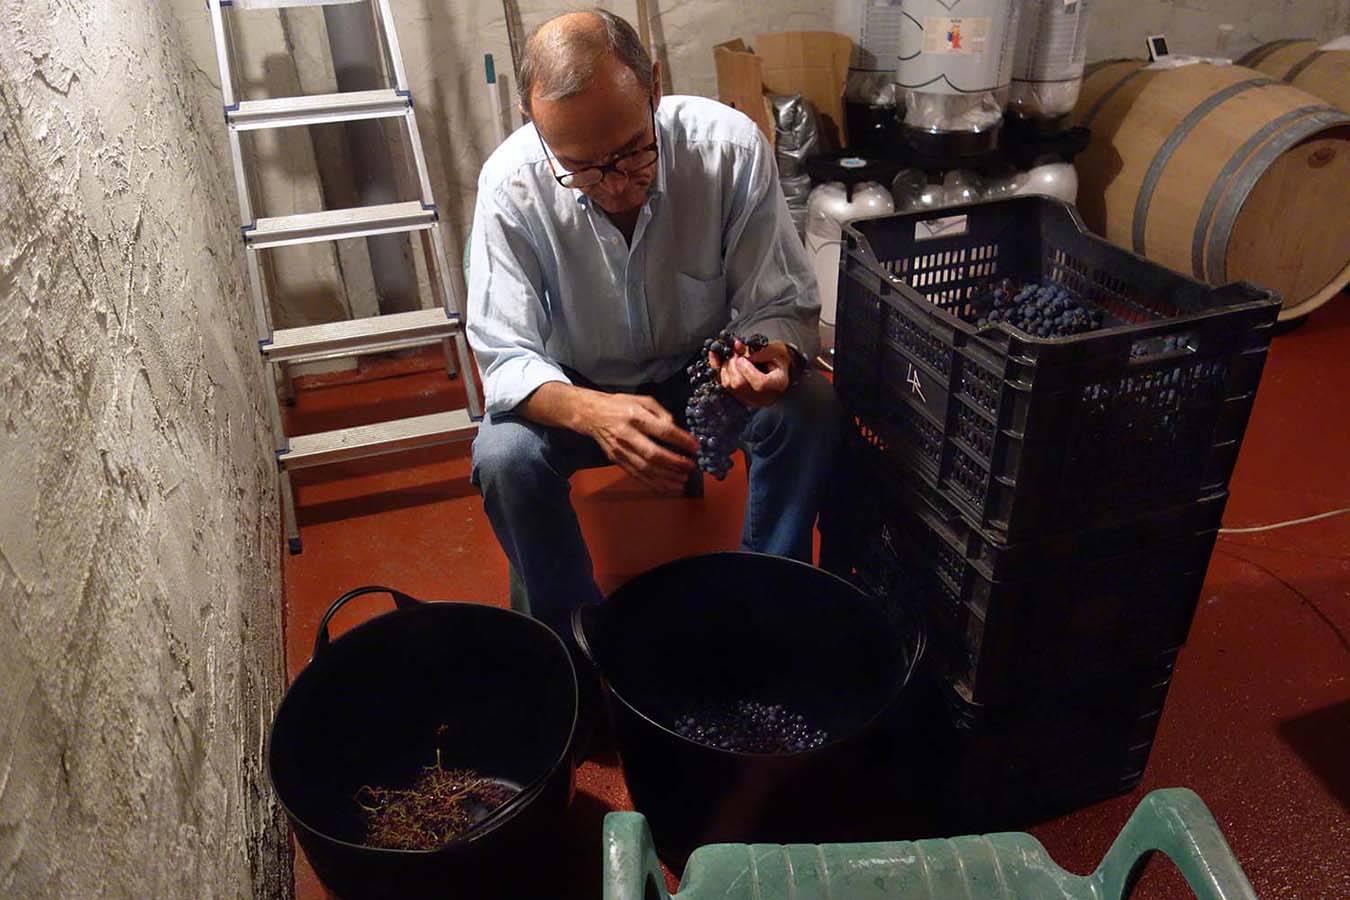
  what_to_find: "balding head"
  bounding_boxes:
[518,9,653,116]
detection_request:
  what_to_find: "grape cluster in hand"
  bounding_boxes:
[685,331,769,480]
[672,699,830,754]
[974,279,1104,338]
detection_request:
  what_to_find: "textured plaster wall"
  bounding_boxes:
[0,1,288,898]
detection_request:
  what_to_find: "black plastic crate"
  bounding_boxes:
[822,435,1225,705]
[834,196,1279,543]
[901,656,1176,832]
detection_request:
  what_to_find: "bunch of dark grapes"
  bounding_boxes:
[671,699,830,754]
[973,279,1104,338]
[685,331,770,480]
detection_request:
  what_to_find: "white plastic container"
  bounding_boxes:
[1015,160,1078,203]
[984,160,1079,203]
[943,169,985,204]
[836,0,905,96]
[806,180,895,350]
[1010,0,1094,123]
[891,168,944,212]
[896,0,1022,155]
[836,1,905,152]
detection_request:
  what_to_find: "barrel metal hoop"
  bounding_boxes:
[1283,50,1326,83]
[1197,106,1350,284]
[1081,64,1146,128]
[1191,104,1329,280]
[1083,58,1129,78]
[1235,38,1306,69]
[1131,78,1277,255]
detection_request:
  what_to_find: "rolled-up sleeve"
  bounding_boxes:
[466,186,572,415]
[723,132,821,359]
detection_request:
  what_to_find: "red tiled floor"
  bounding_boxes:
[282,300,1349,899]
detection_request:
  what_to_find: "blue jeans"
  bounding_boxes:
[470,371,842,642]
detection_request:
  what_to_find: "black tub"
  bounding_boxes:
[574,552,925,867]
[268,587,577,899]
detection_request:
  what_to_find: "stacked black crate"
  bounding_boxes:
[820,197,1279,831]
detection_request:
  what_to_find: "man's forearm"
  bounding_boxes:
[517,380,601,435]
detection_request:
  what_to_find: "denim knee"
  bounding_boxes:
[470,415,560,495]
[744,371,844,451]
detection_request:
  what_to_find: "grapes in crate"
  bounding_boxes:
[686,331,770,481]
[969,279,1104,338]
[672,699,830,754]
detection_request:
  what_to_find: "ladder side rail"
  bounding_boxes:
[371,0,413,94]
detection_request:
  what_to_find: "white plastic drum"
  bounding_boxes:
[836,0,905,151]
[896,0,1022,142]
[806,180,896,351]
[1010,0,1094,121]
[836,0,905,100]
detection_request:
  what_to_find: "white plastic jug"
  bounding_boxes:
[806,180,895,351]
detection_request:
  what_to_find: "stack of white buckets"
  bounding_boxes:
[811,0,1091,352]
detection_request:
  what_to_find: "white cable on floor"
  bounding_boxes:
[1219,507,1350,534]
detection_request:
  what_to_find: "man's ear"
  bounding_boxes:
[517,103,531,124]
[651,61,663,105]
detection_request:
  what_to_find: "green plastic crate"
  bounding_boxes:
[604,788,1255,900]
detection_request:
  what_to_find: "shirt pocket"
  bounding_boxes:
[677,271,728,341]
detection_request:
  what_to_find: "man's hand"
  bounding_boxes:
[710,339,793,408]
[582,392,699,493]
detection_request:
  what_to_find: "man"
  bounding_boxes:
[467,9,840,646]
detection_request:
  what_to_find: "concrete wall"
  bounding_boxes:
[1088,0,1349,62]
[0,1,288,898]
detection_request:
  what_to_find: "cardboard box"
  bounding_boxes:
[713,31,853,151]
[713,39,777,148]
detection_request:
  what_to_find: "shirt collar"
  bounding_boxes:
[651,98,669,198]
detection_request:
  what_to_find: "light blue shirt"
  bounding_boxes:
[467,94,820,416]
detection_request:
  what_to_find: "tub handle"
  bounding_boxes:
[312,586,422,659]
[572,602,601,667]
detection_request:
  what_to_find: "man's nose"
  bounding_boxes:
[594,171,640,198]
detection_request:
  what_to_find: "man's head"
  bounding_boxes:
[520,10,662,215]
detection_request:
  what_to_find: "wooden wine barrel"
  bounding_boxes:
[1074,60,1350,320]
[1238,39,1350,113]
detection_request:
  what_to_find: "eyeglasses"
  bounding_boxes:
[539,100,659,190]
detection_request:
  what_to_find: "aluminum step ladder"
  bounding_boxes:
[205,0,482,554]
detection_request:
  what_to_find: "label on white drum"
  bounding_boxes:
[921,17,992,55]
[897,0,1021,94]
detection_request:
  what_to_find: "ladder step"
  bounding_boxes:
[228,89,410,131]
[246,201,435,249]
[263,307,460,364]
[226,0,364,10]
[281,410,478,470]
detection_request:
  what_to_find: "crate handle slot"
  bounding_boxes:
[914,213,969,242]
[1129,330,1199,365]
